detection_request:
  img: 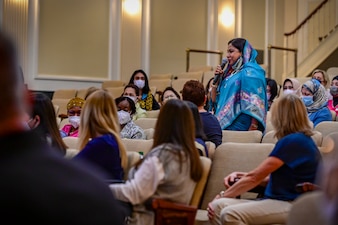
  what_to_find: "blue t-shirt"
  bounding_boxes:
[264,132,321,201]
[200,112,222,147]
[72,134,124,180]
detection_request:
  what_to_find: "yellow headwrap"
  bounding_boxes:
[67,97,85,110]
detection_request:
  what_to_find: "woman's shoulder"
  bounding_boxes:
[89,134,118,146]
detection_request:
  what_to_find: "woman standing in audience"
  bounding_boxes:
[60,97,85,138]
[328,75,338,116]
[109,99,203,225]
[301,78,332,126]
[207,94,321,225]
[115,96,146,140]
[28,92,67,155]
[210,38,267,132]
[281,78,301,96]
[72,90,127,181]
[128,69,160,111]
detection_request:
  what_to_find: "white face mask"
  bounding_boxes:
[134,80,145,89]
[118,110,131,125]
[283,89,294,95]
[69,116,80,129]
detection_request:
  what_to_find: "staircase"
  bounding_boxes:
[283,0,338,78]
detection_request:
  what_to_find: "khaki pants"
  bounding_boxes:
[209,198,291,225]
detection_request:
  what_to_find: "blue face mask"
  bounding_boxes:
[302,96,314,107]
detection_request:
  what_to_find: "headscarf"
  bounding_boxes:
[215,40,267,130]
[67,97,85,110]
[302,79,328,113]
[282,78,301,96]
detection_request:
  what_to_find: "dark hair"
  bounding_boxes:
[332,75,338,82]
[153,99,203,182]
[185,101,207,140]
[123,84,140,96]
[266,78,278,101]
[30,92,67,154]
[182,80,206,107]
[160,86,181,102]
[228,38,246,52]
[115,96,136,115]
[128,69,150,94]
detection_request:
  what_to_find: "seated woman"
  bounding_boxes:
[128,69,160,111]
[60,97,85,138]
[72,90,127,181]
[115,96,146,140]
[281,78,301,96]
[266,77,279,110]
[207,94,321,225]
[160,86,181,105]
[109,99,203,225]
[301,79,332,126]
[311,69,331,99]
[28,92,67,155]
[122,84,147,120]
[328,75,338,115]
[185,100,208,157]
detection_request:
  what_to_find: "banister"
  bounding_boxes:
[186,48,223,72]
[284,0,328,36]
[267,45,298,78]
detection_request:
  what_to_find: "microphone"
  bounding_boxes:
[213,58,227,85]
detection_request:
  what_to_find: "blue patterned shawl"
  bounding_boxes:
[215,40,267,130]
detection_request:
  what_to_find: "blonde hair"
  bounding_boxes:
[270,94,313,140]
[312,69,329,88]
[78,90,127,170]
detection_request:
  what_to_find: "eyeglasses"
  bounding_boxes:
[283,86,293,90]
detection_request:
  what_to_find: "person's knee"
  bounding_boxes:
[221,207,246,224]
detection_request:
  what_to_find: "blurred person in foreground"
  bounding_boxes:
[0,31,124,224]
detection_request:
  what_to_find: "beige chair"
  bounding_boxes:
[134,118,158,130]
[145,110,161,118]
[190,156,212,207]
[52,99,70,116]
[314,121,338,138]
[205,141,216,160]
[262,130,323,147]
[124,151,142,180]
[196,142,275,224]
[144,128,155,140]
[76,88,89,99]
[121,138,154,155]
[63,136,79,150]
[222,130,263,143]
[65,149,80,159]
[327,67,338,82]
[52,89,77,100]
[330,110,337,121]
[105,86,125,98]
[148,79,172,101]
[53,104,60,116]
[173,71,204,82]
[149,73,173,80]
[171,78,196,96]
[319,131,338,158]
[202,71,214,88]
[101,80,125,89]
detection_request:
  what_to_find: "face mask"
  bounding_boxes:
[283,89,294,95]
[302,96,314,107]
[125,95,137,103]
[267,93,271,100]
[69,116,80,129]
[134,80,145,89]
[330,86,338,97]
[118,110,131,125]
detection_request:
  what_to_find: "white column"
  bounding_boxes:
[207,0,218,66]
[141,0,150,75]
[110,0,122,80]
